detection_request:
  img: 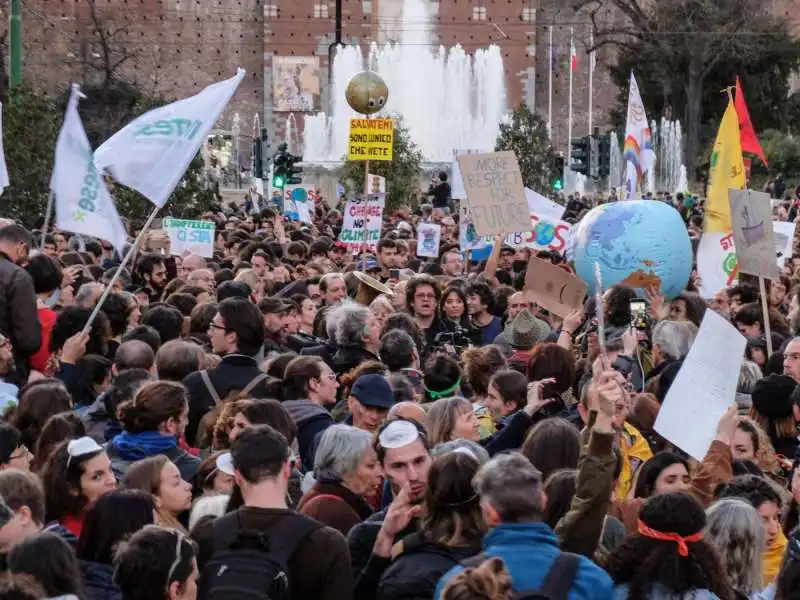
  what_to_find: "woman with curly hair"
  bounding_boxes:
[606,491,734,600]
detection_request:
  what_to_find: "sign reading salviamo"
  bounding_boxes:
[94,69,246,208]
[52,85,127,257]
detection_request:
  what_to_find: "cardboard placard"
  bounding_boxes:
[457,151,528,236]
[729,189,779,279]
[162,218,215,258]
[524,256,586,318]
[417,223,441,258]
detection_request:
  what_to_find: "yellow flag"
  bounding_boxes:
[705,98,746,233]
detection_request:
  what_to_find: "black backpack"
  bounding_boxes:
[462,552,580,600]
[199,511,320,600]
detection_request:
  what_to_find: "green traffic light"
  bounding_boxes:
[273,175,285,188]
[553,179,563,191]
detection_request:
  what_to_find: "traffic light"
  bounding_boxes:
[569,136,590,175]
[272,143,288,188]
[552,155,565,191]
[597,134,611,179]
[286,152,303,185]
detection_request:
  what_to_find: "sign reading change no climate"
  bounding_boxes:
[457,151,529,236]
[348,118,394,161]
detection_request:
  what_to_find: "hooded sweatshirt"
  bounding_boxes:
[283,400,334,472]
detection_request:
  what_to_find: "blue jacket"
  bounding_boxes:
[435,522,614,600]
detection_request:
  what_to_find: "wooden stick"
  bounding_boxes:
[759,276,773,356]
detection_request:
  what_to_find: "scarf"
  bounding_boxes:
[763,529,788,585]
[111,431,177,462]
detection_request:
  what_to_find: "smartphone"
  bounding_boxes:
[389,268,400,279]
[630,299,648,330]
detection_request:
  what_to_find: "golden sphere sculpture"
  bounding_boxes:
[345,71,389,115]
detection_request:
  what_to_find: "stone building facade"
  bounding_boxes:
[17,0,616,156]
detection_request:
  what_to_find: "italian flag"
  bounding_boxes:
[570,41,577,72]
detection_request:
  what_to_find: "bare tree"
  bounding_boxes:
[576,0,779,180]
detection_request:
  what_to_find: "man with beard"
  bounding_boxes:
[137,254,167,303]
[259,297,294,355]
[347,419,432,600]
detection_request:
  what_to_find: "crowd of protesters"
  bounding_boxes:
[0,185,795,600]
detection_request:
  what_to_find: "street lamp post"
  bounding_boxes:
[231,113,241,189]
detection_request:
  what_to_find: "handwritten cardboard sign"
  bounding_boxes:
[524,256,586,318]
[457,151,528,236]
[729,189,779,279]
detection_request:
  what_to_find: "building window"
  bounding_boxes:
[472,5,486,20]
[522,7,534,22]
[264,4,278,17]
[314,3,329,18]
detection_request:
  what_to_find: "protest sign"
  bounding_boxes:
[417,223,441,258]
[655,310,745,460]
[729,189,778,279]
[283,185,315,222]
[524,257,586,318]
[457,151,529,236]
[774,221,796,267]
[451,149,481,200]
[460,188,571,256]
[347,118,394,161]
[338,193,385,253]
[163,218,215,258]
[367,174,386,194]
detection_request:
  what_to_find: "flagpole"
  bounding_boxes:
[547,26,553,139]
[82,204,160,334]
[567,26,574,158]
[588,30,594,135]
[40,191,55,248]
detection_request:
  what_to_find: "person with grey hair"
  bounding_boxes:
[329,299,381,374]
[704,498,764,598]
[75,282,104,309]
[652,319,697,367]
[113,340,155,374]
[436,452,614,599]
[737,360,762,412]
[431,438,489,464]
[297,424,380,535]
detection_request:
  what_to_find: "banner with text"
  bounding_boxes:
[163,218,216,258]
[348,119,394,161]
[338,193,386,254]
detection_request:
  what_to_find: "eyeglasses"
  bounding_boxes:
[415,294,437,300]
[208,322,227,332]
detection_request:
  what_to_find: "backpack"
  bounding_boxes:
[461,552,580,600]
[199,511,320,600]
[199,370,271,405]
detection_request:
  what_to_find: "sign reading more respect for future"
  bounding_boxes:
[457,151,529,236]
[348,118,394,161]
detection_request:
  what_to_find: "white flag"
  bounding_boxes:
[94,69,246,208]
[623,72,654,200]
[0,103,10,195]
[51,85,127,257]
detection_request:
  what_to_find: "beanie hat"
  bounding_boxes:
[751,374,797,420]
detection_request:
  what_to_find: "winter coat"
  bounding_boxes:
[298,480,374,536]
[377,533,482,600]
[436,522,614,600]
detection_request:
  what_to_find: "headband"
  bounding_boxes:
[637,519,702,557]
[425,378,461,400]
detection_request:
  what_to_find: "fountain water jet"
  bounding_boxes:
[302,0,508,164]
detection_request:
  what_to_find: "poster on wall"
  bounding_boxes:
[273,57,320,112]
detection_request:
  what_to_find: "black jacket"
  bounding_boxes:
[348,507,420,600]
[377,533,482,600]
[182,353,281,444]
[0,252,41,377]
[80,560,122,600]
[300,339,338,368]
[332,345,380,376]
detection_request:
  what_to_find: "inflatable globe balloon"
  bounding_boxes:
[345,71,389,115]
[572,200,692,299]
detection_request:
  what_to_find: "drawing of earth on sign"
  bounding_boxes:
[572,200,693,299]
